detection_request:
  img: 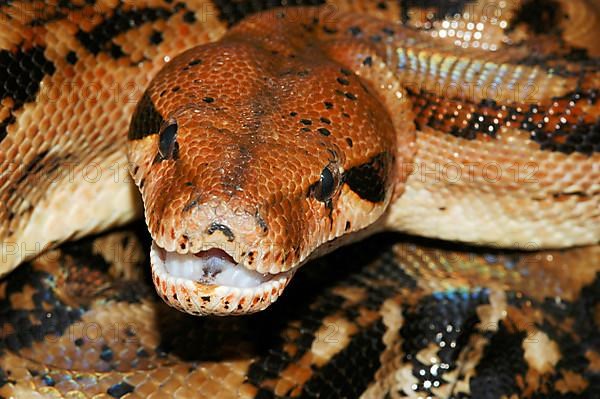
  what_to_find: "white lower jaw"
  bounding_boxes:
[150,242,295,316]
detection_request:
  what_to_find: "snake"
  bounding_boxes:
[0,0,599,396]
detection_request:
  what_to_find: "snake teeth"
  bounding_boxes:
[150,242,295,316]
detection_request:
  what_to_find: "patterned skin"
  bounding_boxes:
[0,0,599,315]
[128,2,600,314]
[1,229,599,397]
[0,0,599,396]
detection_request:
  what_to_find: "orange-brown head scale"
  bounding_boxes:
[127,11,398,315]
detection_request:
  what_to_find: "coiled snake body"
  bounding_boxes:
[0,0,599,397]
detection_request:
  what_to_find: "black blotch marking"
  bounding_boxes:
[299,320,386,398]
[74,338,84,346]
[188,59,202,66]
[183,10,196,23]
[455,111,498,140]
[207,222,235,242]
[203,96,215,103]
[337,77,350,86]
[345,92,357,100]
[470,324,527,398]
[109,44,124,59]
[0,46,56,110]
[0,261,85,355]
[377,2,387,10]
[509,0,560,34]
[0,114,16,144]
[128,92,165,140]
[320,117,331,124]
[301,127,311,132]
[171,86,180,93]
[410,88,600,155]
[76,7,174,57]
[401,289,488,396]
[107,381,134,398]
[345,138,353,147]
[65,51,78,65]
[343,152,389,202]
[324,101,333,109]
[363,56,373,66]
[322,25,338,34]
[317,127,331,136]
[244,233,418,390]
[149,30,163,45]
[100,344,114,361]
[345,221,351,231]
[300,119,312,125]
[290,111,298,116]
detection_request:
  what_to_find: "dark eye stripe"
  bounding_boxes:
[343,152,390,203]
[128,92,164,140]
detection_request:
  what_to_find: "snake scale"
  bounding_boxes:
[1,0,600,397]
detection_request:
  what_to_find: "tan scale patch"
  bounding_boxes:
[555,370,588,394]
[331,285,367,306]
[362,297,413,399]
[450,335,489,396]
[8,284,37,310]
[311,315,357,367]
[522,331,561,375]
[476,289,508,332]
[92,231,146,280]
[585,350,600,373]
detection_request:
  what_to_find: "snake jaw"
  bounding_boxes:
[150,242,295,315]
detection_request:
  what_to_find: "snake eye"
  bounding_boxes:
[312,164,340,202]
[158,120,178,160]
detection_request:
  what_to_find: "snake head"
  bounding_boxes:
[127,34,400,316]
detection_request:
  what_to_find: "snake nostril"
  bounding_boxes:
[206,222,235,242]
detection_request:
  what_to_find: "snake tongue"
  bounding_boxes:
[165,248,269,288]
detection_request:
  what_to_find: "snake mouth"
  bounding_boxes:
[150,242,295,316]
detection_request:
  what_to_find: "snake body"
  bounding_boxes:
[1,0,600,397]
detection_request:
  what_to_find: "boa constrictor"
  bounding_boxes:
[0,0,599,397]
